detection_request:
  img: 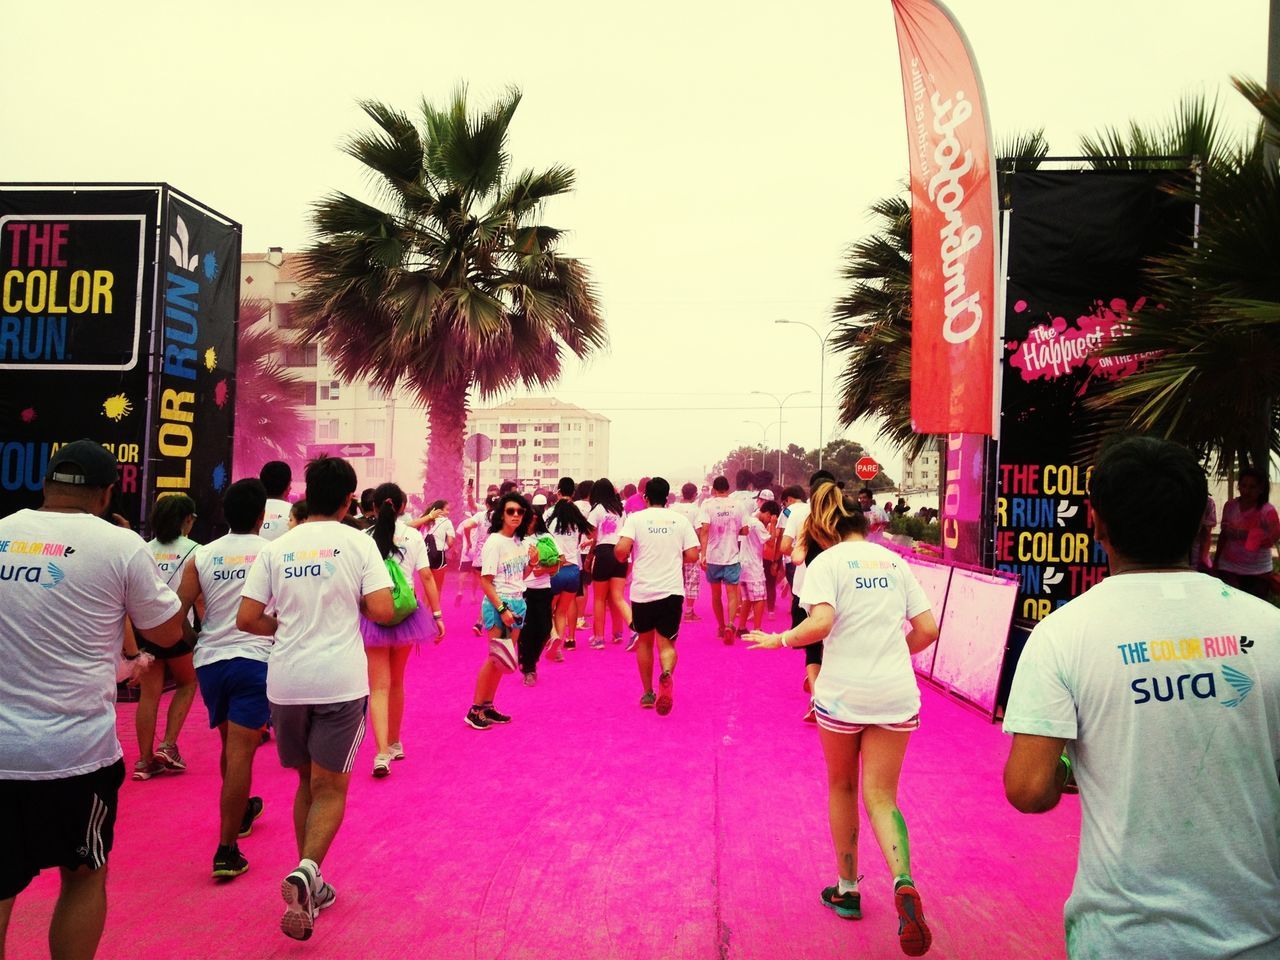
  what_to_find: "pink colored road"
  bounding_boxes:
[7,596,1077,959]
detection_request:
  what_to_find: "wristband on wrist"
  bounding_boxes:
[432,611,443,619]
[778,631,790,648]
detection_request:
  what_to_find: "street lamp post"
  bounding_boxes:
[751,390,812,484]
[742,419,768,471]
[775,320,837,469]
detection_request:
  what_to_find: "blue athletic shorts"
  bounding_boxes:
[482,597,527,631]
[550,564,581,595]
[707,562,741,585]
[196,657,269,730]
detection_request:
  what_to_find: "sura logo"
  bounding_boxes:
[1129,664,1254,708]
[927,90,984,347]
[0,561,62,587]
[283,560,337,581]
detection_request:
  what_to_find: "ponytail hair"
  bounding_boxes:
[371,482,406,560]
[150,493,197,544]
[803,482,866,553]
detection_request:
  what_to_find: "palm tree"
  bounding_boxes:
[831,130,1050,457]
[1083,82,1280,476]
[233,297,311,477]
[296,87,606,506]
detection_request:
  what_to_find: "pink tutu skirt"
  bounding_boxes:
[360,605,435,648]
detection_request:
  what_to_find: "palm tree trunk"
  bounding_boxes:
[422,379,469,511]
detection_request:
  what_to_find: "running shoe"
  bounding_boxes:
[576,617,587,629]
[372,754,391,778]
[639,691,657,709]
[389,741,406,761]
[239,796,265,838]
[803,700,818,724]
[564,639,577,651]
[313,881,336,911]
[656,671,674,716]
[280,865,317,941]
[590,637,606,650]
[549,645,565,663]
[154,742,186,771]
[820,884,862,920]
[464,707,492,730]
[483,706,512,724]
[212,843,249,880]
[132,757,166,781]
[685,610,701,621]
[894,881,933,956]
[523,672,537,687]
[625,631,639,652]
[612,632,624,645]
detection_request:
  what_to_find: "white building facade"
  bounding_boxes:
[900,447,941,494]
[465,398,610,493]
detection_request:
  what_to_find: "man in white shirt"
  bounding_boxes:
[258,460,293,543]
[617,478,700,716]
[178,477,273,881]
[698,476,748,643]
[237,456,395,942]
[1004,437,1280,960]
[0,440,187,960]
[857,487,890,538]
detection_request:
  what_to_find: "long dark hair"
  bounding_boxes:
[547,498,592,536]
[574,479,594,503]
[589,477,623,516]
[150,493,197,544]
[488,493,531,535]
[523,504,548,537]
[371,482,406,559]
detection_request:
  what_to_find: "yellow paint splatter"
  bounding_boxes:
[102,394,133,422]
[204,347,217,371]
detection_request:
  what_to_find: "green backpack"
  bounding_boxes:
[384,556,419,625]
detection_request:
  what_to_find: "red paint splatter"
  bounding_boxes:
[19,407,36,423]
[213,379,228,408]
[1014,299,1028,313]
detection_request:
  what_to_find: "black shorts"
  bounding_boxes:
[591,543,629,582]
[791,595,823,666]
[632,595,683,640]
[138,636,195,660]
[0,759,125,899]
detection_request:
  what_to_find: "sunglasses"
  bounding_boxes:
[504,507,526,517]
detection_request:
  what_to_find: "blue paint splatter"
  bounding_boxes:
[203,251,219,281]
[212,462,228,491]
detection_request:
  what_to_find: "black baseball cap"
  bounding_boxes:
[45,440,119,487]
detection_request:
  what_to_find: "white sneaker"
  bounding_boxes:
[388,741,405,761]
[372,754,391,778]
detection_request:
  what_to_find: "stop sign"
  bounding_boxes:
[855,456,879,482]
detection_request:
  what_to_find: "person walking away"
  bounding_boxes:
[0,440,188,960]
[1004,437,1280,960]
[736,500,780,633]
[408,499,455,597]
[698,476,748,643]
[259,460,293,542]
[518,496,560,685]
[670,482,704,621]
[134,493,202,779]
[546,479,592,659]
[587,478,633,648]
[361,483,445,777]
[572,479,596,641]
[236,456,396,941]
[178,478,274,878]
[616,478,700,715]
[745,484,939,957]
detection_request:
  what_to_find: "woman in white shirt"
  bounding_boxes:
[586,478,633,649]
[361,483,445,776]
[413,499,456,596]
[745,485,940,957]
[546,481,594,656]
[135,493,202,780]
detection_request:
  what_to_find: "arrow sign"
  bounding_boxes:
[306,442,376,459]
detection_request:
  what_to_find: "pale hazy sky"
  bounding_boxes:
[2,0,1268,484]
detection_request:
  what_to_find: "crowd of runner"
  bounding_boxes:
[2,439,1277,960]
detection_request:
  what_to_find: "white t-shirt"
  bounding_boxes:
[698,496,747,566]
[800,540,931,723]
[547,511,583,568]
[481,533,530,599]
[423,516,455,554]
[192,533,272,668]
[671,501,701,538]
[148,534,199,587]
[1004,573,1280,960]
[467,509,491,563]
[620,508,700,603]
[242,520,392,705]
[739,516,769,581]
[573,500,593,556]
[524,533,557,590]
[0,510,180,778]
[588,505,624,546]
[783,501,812,592]
[374,520,431,579]
[259,498,292,542]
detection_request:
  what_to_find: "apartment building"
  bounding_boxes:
[900,447,941,494]
[465,398,610,492]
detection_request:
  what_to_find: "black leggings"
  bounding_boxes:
[518,588,555,673]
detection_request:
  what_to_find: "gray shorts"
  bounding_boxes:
[270,697,367,773]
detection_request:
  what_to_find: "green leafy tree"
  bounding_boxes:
[1084,83,1280,476]
[296,87,606,507]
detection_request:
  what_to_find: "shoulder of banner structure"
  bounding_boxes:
[0,182,241,231]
